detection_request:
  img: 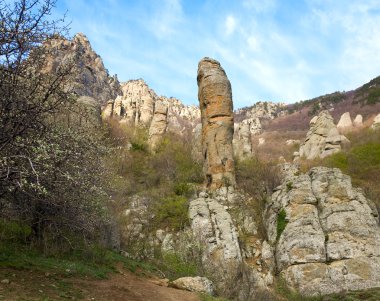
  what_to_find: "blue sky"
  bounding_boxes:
[53,0,380,108]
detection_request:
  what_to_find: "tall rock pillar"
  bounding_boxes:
[197,57,236,189]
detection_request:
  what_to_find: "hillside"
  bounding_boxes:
[2,2,380,301]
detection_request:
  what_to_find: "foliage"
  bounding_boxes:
[0,241,157,279]
[153,195,189,231]
[154,252,198,280]
[324,130,380,210]
[275,278,323,301]
[0,0,110,251]
[276,209,288,241]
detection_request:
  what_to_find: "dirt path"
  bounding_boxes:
[0,268,202,301]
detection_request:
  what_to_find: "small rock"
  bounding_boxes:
[199,191,209,198]
[171,276,214,295]
[0,279,10,284]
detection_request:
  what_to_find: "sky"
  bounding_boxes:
[52,0,380,108]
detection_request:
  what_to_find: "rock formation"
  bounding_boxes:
[353,114,363,127]
[264,166,380,296]
[235,101,288,121]
[197,57,236,189]
[337,112,353,132]
[299,111,348,160]
[43,33,121,104]
[148,101,169,151]
[371,113,380,130]
[171,276,214,295]
[189,192,242,263]
[233,122,253,159]
[103,79,200,138]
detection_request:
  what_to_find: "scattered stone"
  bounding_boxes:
[171,276,214,295]
[258,138,265,146]
[197,57,236,189]
[0,279,10,284]
[286,139,300,146]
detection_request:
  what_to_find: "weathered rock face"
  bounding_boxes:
[197,57,236,189]
[264,166,380,296]
[233,122,253,159]
[43,33,121,104]
[189,193,242,262]
[371,113,380,130]
[103,79,200,137]
[148,101,168,151]
[337,112,353,132]
[235,101,288,121]
[299,111,348,160]
[353,114,363,127]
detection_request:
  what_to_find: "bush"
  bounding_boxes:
[153,195,189,231]
[276,209,288,241]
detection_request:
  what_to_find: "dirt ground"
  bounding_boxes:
[0,267,201,301]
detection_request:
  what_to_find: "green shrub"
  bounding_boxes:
[0,219,32,241]
[276,209,288,241]
[153,195,189,231]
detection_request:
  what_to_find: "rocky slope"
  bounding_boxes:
[43,33,121,104]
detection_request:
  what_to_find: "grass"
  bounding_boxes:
[0,241,157,279]
[199,293,230,301]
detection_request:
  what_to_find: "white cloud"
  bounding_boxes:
[149,0,184,39]
[225,15,237,36]
[242,0,277,13]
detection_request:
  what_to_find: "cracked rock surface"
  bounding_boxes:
[299,110,348,160]
[264,166,380,295]
[197,57,236,189]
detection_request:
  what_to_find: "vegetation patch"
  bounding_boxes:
[276,209,288,241]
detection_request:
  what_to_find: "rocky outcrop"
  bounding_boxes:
[337,112,353,132]
[43,33,121,104]
[235,101,288,121]
[148,101,168,151]
[264,166,380,296]
[197,57,235,189]
[371,113,380,130]
[299,111,349,160]
[189,192,242,262]
[171,277,214,295]
[353,114,363,127]
[233,122,253,159]
[103,79,200,136]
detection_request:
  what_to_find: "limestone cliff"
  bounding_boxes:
[43,33,121,104]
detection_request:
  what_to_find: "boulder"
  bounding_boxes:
[337,112,353,132]
[171,276,214,295]
[264,166,380,296]
[197,57,236,189]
